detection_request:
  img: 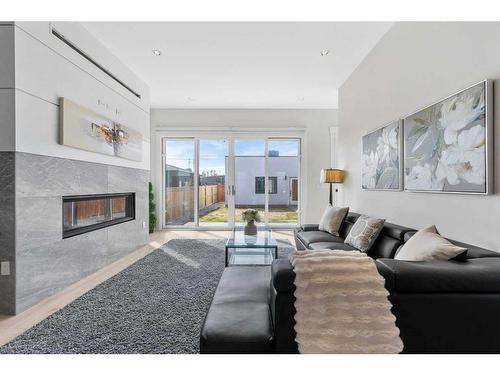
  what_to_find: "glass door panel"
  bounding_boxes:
[164,139,196,226]
[234,139,266,225]
[267,139,300,226]
[198,139,230,227]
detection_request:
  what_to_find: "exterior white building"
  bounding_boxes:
[232,156,299,206]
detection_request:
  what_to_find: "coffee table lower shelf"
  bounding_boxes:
[225,246,278,267]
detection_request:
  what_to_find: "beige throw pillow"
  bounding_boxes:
[344,215,385,252]
[318,205,349,236]
[395,225,467,261]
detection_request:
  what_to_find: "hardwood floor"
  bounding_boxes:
[0,229,295,347]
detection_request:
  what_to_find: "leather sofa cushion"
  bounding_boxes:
[338,212,360,238]
[381,223,413,242]
[367,235,403,259]
[296,230,344,246]
[309,242,358,251]
[200,267,274,353]
[376,258,500,293]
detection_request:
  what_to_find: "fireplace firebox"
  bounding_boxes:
[63,193,135,238]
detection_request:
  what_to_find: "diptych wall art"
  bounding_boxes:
[403,81,492,194]
[362,120,402,190]
[59,97,143,162]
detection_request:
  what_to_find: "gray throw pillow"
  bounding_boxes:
[318,205,349,236]
[344,215,385,252]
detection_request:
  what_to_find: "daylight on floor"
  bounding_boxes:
[1,2,499,374]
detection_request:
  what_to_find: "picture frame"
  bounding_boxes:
[361,120,403,191]
[59,97,143,162]
[403,80,493,195]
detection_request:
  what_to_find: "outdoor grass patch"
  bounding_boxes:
[200,206,298,223]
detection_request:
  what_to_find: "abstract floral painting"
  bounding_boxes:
[362,120,402,190]
[404,81,489,194]
[59,98,143,162]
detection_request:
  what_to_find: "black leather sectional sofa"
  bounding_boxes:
[200,212,500,353]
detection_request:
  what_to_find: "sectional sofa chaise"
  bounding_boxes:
[200,212,500,353]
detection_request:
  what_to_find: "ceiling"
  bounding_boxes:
[83,22,393,109]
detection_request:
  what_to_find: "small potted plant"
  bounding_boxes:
[242,209,260,236]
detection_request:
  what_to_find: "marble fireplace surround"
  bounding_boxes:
[0,151,149,314]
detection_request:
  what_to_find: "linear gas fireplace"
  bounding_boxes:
[63,193,135,238]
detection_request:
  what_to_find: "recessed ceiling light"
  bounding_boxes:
[152,49,162,56]
[321,49,329,56]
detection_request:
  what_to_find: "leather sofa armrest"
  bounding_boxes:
[374,259,396,292]
[271,259,296,293]
[300,224,319,232]
[375,257,500,293]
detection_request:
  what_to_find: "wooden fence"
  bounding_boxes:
[165,184,225,223]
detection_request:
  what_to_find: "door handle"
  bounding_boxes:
[232,185,236,195]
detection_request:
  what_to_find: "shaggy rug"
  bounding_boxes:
[0,238,294,354]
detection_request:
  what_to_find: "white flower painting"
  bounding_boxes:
[362,121,402,190]
[404,82,489,193]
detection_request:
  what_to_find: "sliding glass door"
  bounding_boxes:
[198,139,230,228]
[234,139,266,226]
[267,139,300,226]
[162,136,300,229]
[164,139,196,226]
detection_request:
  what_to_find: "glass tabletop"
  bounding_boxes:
[226,225,278,248]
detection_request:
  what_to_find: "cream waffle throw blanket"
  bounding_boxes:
[289,249,403,354]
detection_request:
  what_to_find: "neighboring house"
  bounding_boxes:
[200,175,225,186]
[165,164,194,187]
[233,155,299,206]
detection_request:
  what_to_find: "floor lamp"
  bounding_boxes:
[320,168,346,206]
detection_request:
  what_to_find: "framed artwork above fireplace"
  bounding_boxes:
[59,97,143,162]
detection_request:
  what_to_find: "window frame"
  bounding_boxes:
[255,176,277,194]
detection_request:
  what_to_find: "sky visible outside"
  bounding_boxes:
[165,139,299,175]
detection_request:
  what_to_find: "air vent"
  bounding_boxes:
[51,27,141,99]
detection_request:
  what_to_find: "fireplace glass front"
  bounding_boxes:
[63,193,135,238]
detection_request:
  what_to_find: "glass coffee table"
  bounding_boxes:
[225,225,278,267]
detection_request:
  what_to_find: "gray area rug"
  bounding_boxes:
[0,238,294,354]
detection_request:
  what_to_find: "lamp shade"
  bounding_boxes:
[320,168,346,184]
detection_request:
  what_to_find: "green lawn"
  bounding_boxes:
[200,206,298,223]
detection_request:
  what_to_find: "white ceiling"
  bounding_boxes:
[83,22,392,109]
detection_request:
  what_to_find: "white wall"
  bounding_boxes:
[12,22,150,170]
[338,22,500,250]
[151,109,338,224]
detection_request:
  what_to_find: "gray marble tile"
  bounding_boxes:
[0,196,15,315]
[16,197,62,252]
[0,275,15,315]
[0,152,15,314]
[107,218,148,258]
[0,152,15,196]
[15,229,109,313]
[108,166,149,200]
[16,153,108,198]
[0,196,15,259]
